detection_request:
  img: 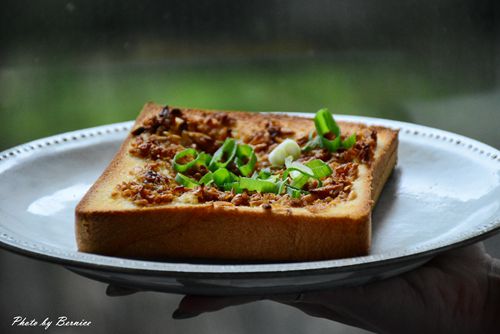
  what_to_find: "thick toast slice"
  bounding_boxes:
[76,103,398,261]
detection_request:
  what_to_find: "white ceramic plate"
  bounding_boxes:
[0,113,499,296]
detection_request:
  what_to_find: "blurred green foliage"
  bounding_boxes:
[0,57,466,150]
[0,0,497,150]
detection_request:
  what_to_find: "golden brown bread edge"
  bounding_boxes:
[76,103,398,261]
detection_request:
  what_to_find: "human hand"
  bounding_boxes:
[171,243,500,334]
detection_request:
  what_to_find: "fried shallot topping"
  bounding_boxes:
[115,106,376,209]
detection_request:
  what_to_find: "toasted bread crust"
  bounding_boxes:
[76,103,398,261]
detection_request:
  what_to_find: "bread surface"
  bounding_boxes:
[76,103,398,261]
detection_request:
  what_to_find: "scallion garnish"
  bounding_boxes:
[283,157,315,179]
[282,157,324,188]
[290,173,309,189]
[276,179,287,194]
[212,167,237,187]
[268,139,301,167]
[209,138,237,171]
[235,144,257,176]
[173,148,199,172]
[172,108,350,198]
[175,173,199,189]
[287,185,306,199]
[173,148,212,173]
[199,172,214,185]
[305,159,333,179]
[314,108,340,138]
[303,108,357,153]
[258,168,272,179]
[314,108,342,152]
[196,152,212,167]
[301,135,321,152]
[341,133,357,149]
[320,135,341,152]
[239,177,278,193]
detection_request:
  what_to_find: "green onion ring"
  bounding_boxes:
[314,108,340,138]
[209,138,237,171]
[239,177,278,193]
[175,173,199,189]
[173,149,212,173]
[235,144,257,176]
[319,135,341,152]
[199,172,214,185]
[290,173,309,189]
[305,159,333,179]
[173,148,199,172]
[212,167,234,187]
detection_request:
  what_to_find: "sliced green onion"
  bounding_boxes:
[268,139,301,166]
[288,160,331,190]
[173,148,198,172]
[301,135,322,152]
[239,177,278,193]
[287,186,305,199]
[265,174,280,183]
[314,108,340,138]
[283,157,322,187]
[308,130,315,141]
[276,180,287,194]
[284,157,315,179]
[303,108,356,153]
[305,159,333,179]
[212,167,234,187]
[196,152,212,167]
[173,149,212,173]
[255,168,279,183]
[223,182,241,192]
[235,144,257,176]
[258,168,272,179]
[199,172,214,185]
[230,171,240,180]
[342,133,357,149]
[290,173,309,189]
[320,135,341,152]
[209,138,237,171]
[237,162,254,177]
[175,173,199,189]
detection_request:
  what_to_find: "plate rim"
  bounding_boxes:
[0,113,499,277]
